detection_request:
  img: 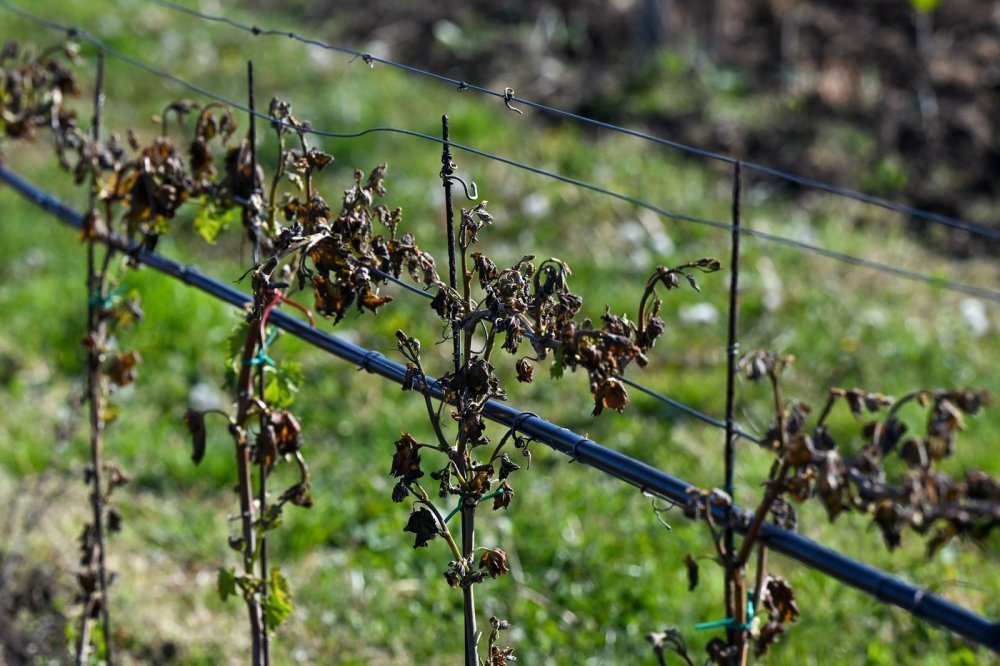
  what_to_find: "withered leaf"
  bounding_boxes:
[683,553,699,591]
[255,424,278,468]
[280,481,313,508]
[493,483,513,510]
[358,284,393,314]
[479,548,510,578]
[900,438,929,469]
[762,576,799,624]
[444,562,462,588]
[467,467,493,495]
[311,274,354,323]
[498,455,520,482]
[391,480,409,503]
[80,208,108,241]
[403,507,439,548]
[515,357,534,383]
[949,389,992,415]
[306,147,333,171]
[754,621,788,658]
[106,350,141,387]
[107,507,122,533]
[269,410,303,456]
[769,497,798,531]
[105,463,130,489]
[390,433,423,481]
[593,378,629,416]
[183,408,207,465]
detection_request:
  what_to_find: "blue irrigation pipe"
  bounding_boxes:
[1,165,997,653]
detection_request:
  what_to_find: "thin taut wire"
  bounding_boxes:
[142,0,1000,242]
[1,0,998,304]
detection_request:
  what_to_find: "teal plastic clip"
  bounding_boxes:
[444,487,508,524]
[695,595,755,631]
[88,285,126,310]
[243,327,280,367]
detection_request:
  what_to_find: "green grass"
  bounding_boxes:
[1,1,998,664]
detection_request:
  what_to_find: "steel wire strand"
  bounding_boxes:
[140,0,1000,242]
[4,0,997,305]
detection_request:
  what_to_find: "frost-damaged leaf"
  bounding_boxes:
[358,283,393,314]
[165,98,197,121]
[647,629,693,666]
[391,481,409,503]
[80,208,108,241]
[485,616,516,666]
[390,433,423,481]
[403,507,439,548]
[280,481,314,508]
[255,423,277,468]
[269,409,303,456]
[217,566,237,602]
[106,463,130,489]
[311,274,354,323]
[493,482,513,510]
[498,455,520,482]
[106,350,141,387]
[683,554,699,591]
[479,548,510,578]
[761,576,799,623]
[264,567,293,630]
[107,506,123,533]
[755,576,800,657]
[515,357,533,383]
[739,350,793,381]
[183,408,207,465]
[593,377,629,416]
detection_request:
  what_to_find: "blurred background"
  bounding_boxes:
[0,0,997,664]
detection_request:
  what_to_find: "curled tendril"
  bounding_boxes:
[643,490,677,531]
[441,174,478,201]
[502,87,523,115]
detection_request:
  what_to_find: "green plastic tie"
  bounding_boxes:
[242,327,281,367]
[443,487,508,524]
[694,595,754,631]
[88,285,126,309]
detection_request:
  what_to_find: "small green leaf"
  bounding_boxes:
[223,322,251,388]
[194,197,239,244]
[550,355,565,380]
[265,360,304,408]
[217,566,237,602]
[264,567,293,630]
[910,0,939,12]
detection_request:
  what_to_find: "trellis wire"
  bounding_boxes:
[2,0,999,306]
[142,0,1000,242]
[1,165,996,654]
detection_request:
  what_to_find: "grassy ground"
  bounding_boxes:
[0,1,997,664]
